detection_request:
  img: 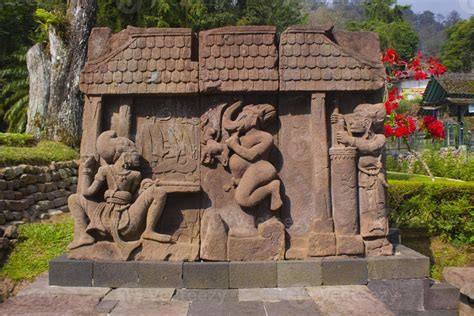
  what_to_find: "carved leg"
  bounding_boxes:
[67,194,95,250]
[126,186,172,243]
[234,162,282,211]
[235,179,282,211]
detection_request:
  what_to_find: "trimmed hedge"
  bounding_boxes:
[389,180,474,245]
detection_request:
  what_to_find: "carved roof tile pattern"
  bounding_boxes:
[80,27,199,94]
[279,27,386,91]
[199,26,279,92]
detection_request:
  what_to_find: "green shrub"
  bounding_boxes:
[0,133,35,146]
[387,148,474,181]
[0,140,78,166]
[389,180,474,245]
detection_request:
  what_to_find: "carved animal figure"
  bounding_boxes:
[222,101,282,211]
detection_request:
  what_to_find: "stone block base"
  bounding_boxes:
[52,244,434,290]
[227,218,285,261]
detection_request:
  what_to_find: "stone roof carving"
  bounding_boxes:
[279,27,386,91]
[80,27,199,95]
[80,25,386,95]
[199,26,279,92]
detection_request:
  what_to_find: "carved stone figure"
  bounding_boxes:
[200,101,285,261]
[222,101,282,212]
[68,131,171,260]
[333,103,392,256]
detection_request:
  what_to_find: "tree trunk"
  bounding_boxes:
[26,43,51,137]
[45,0,97,146]
[26,0,97,145]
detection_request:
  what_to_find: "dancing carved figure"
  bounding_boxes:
[332,103,389,238]
[68,131,171,259]
[222,101,282,211]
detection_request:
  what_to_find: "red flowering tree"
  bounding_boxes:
[382,48,447,181]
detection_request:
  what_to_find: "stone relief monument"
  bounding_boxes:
[72,25,390,261]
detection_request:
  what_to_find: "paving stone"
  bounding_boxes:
[188,300,265,316]
[424,282,460,311]
[395,311,457,316]
[321,257,368,285]
[95,299,119,313]
[183,262,229,289]
[104,288,175,301]
[173,289,239,302]
[1,294,100,315]
[239,287,309,301]
[111,300,189,316]
[307,285,394,316]
[94,261,139,288]
[264,300,322,316]
[277,259,322,287]
[368,278,428,312]
[49,255,93,287]
[229,261,276,288]
[138,261,183,288]
[368,245,430,279]
[18,274,110,298]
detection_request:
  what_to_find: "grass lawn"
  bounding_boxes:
[387,171,468,183]
[0,140,78,167]
[0,216,73,282]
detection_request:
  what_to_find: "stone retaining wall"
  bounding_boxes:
[0,161,78,260]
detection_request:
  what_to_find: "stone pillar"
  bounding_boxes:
[330,147,358,235]
[117,97,133,139]
[78,95,102,194]
[79,95,102,156]
[330,147,364,255]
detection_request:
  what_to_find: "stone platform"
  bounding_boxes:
[49,245,431,289]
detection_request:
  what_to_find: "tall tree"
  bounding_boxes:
[441,17,474,73]
[346,0,418,60]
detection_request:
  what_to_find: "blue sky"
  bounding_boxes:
[397,0,474,19]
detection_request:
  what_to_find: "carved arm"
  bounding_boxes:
[227,132,273,162]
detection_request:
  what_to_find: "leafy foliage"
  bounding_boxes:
[34,8,69,43]
[0,140,79,167]
[0,218,74,281]
[387,149,474,181]
[96,0,307,33]
[346,0,418,60]
[0,50,30,133]
[389,179,474,245]
[0,133,35,147]
[441,17,474,73]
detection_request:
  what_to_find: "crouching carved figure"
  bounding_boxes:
[68,131,171,260]
[223,101,282,211]
[333,103,392,255]
[200,101,285,261]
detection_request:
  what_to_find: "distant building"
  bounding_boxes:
[393,78,430,100]
[421,73,474,147]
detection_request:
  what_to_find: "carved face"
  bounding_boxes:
[123,150,141,169]
[345,113,371,134]
[236,106,260,132]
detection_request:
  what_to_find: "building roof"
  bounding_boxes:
[199,26,279,92]
[80,27,199,95]
[80,25,386,95]
[423,73,474,106]
[279,27,386,91]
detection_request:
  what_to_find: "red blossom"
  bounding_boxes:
[414,71,427,80]
[384,124,394,137]
[421,115,445,139]
[408,116,417,133]
[427,57,446,77]
[382,48,399,65]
